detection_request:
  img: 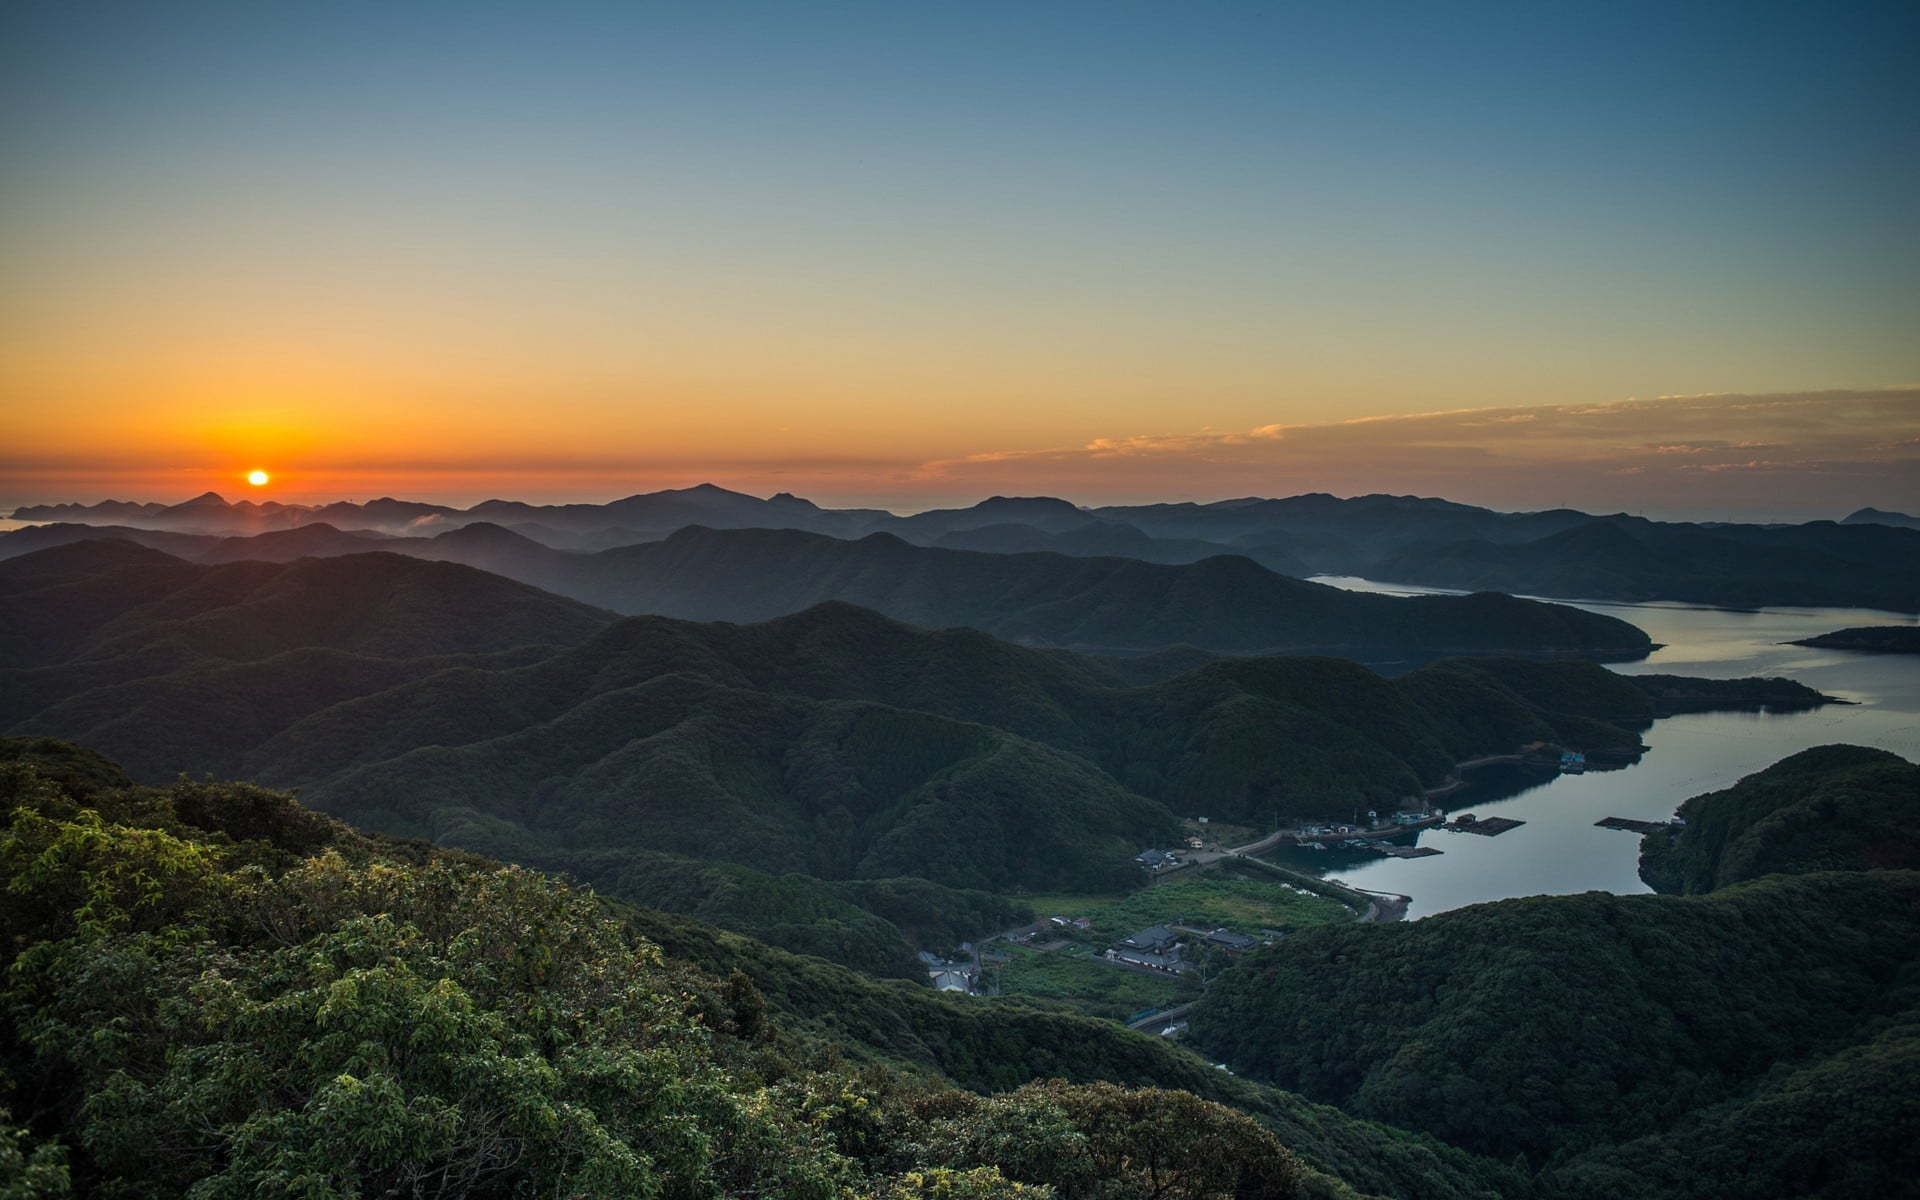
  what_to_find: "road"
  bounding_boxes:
[1173,838,1410,922]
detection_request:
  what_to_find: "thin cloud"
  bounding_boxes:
[910,388,1920,516]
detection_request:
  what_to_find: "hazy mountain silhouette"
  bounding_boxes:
[0,522,1654,658]
[14,484,1912,609]
[1841,506,1920,530]
[1371,515,1919,610]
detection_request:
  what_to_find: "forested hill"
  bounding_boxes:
[1187,872,1920,1168]
[0,538,612,670]
[1638,744,1920,893]
[0,524,1655,659]
[6,739,1908,1199]
[1,549,1819,896]
[1788,625,1920,654]
[1,543,1823,979]
[10,741,1515,1200]
[558,527,1654,658]
[1185,745,1920,1198]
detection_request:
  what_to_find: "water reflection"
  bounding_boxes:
[1275,580,1920,917]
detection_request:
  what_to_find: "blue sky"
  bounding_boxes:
[3,1,1916,515]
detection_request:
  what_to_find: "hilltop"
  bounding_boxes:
[1638,744,1920,892]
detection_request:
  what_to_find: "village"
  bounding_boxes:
[910,772,1595,1021]
[916,817,1394,1025]
[911,740,1629,1020]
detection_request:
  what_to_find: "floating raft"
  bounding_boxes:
[1369,843,1443,859]
[1596,817,1674,834]
[1449,816,1525,836]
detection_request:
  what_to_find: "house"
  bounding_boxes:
[1116,925,1179,955]
[1071,917,1092,929]
[1106,947,1184,972]
[1134,848,1176,871]
[1203,929,1258,953]
[924,953,977,994]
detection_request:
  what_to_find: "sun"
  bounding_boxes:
[247,470,270,487]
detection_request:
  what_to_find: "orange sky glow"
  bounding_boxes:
[3,4,1916,522]
[5,388,1914,521]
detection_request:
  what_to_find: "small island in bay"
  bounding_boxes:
[1632,673,1839,712]
[1788,626,1920,654]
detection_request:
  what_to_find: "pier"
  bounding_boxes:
[1596,817,1679,835]
[1370,843,1443,858]
[1447,815,1525,836]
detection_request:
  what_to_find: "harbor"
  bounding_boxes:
[1277,810,1448,859]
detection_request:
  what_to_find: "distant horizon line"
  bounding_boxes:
[4,481,1908,528]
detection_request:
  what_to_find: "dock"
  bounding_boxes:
[1448,816,1525,836]
[1596,817,1677,835]
[1369,843,1443,858]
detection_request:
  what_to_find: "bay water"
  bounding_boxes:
[1264,580,1920,917]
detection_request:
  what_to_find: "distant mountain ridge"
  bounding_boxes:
[12,484,1916,610]
[0,522,1654,660]
[1842,506,1919,529]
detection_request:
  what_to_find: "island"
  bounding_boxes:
[1788,625,1920,654]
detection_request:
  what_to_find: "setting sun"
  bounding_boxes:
[247,470,270,486]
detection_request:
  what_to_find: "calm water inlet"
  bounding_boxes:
[1271,582,1920,917]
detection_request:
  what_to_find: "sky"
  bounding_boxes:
[2,1,1916,519]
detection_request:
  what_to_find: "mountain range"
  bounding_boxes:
[11,483,1917,610]
[0,539,1824,976]
[0,489,1906,1199]
[0,523,1653,660]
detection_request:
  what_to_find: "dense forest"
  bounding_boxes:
[1185,745,1920,1197]
[1637,744,1920,893]
[0,739,1530,1200]
[7,733,1914,1198]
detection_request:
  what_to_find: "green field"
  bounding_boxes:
[993,943,1200,1020]
[1025,867,1357,943]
